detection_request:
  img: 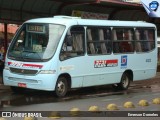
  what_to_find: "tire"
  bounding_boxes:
[55,77,68,97]
[11,86,26,93]
[112,72,130,90]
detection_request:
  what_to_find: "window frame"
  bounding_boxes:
[112,27,135,54]
[86,26,112,56]
[134,27,155,53]
[59,25,85,61]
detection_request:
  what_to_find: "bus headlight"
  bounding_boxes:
[39,70,56,74]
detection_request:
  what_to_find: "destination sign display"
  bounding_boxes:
[27,25,45,33]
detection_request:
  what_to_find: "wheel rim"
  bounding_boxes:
[122,75,129,88]
[57,80,66,95]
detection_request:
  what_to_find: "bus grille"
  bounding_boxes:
[8,77,38,83]
[9,67,38,75]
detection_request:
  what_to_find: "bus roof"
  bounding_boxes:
[25,16,156,28]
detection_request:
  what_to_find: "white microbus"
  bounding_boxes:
[3,16,157,97]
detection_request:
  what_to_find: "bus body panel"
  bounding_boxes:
[58,55,122,88]
[131,51,157,81]
[81,55,121,87]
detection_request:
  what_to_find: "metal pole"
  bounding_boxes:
[4,23,8,60]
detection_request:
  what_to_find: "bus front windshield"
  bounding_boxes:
[8,23,65,62]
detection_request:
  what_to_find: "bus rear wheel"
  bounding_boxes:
[112,72,130,90]
[55,77,68,97]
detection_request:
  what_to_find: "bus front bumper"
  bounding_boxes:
[3,69,57,91]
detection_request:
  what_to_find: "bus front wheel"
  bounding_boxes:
[112,72,130,90]
[55,77,68,97]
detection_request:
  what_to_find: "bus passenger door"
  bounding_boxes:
[59,26,85,88]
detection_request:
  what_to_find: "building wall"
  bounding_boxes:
[123,0,141,3]
[0,24,18,34]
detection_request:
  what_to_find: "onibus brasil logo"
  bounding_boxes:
[141,0,160,17]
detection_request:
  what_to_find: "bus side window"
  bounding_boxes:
[87,29,96,54]
[113,29,120,53]
[60,26,85,60]
[135,29,155,52]
[121,30,134,52]
[87,27,111,55]
[72,34,84,53]
[98,29,107,54]
[105,29,112,54]
[148,30,155,50]
[113,28,134,53]
[135,30,142,52]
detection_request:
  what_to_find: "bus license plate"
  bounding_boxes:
[18,83,27,88]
